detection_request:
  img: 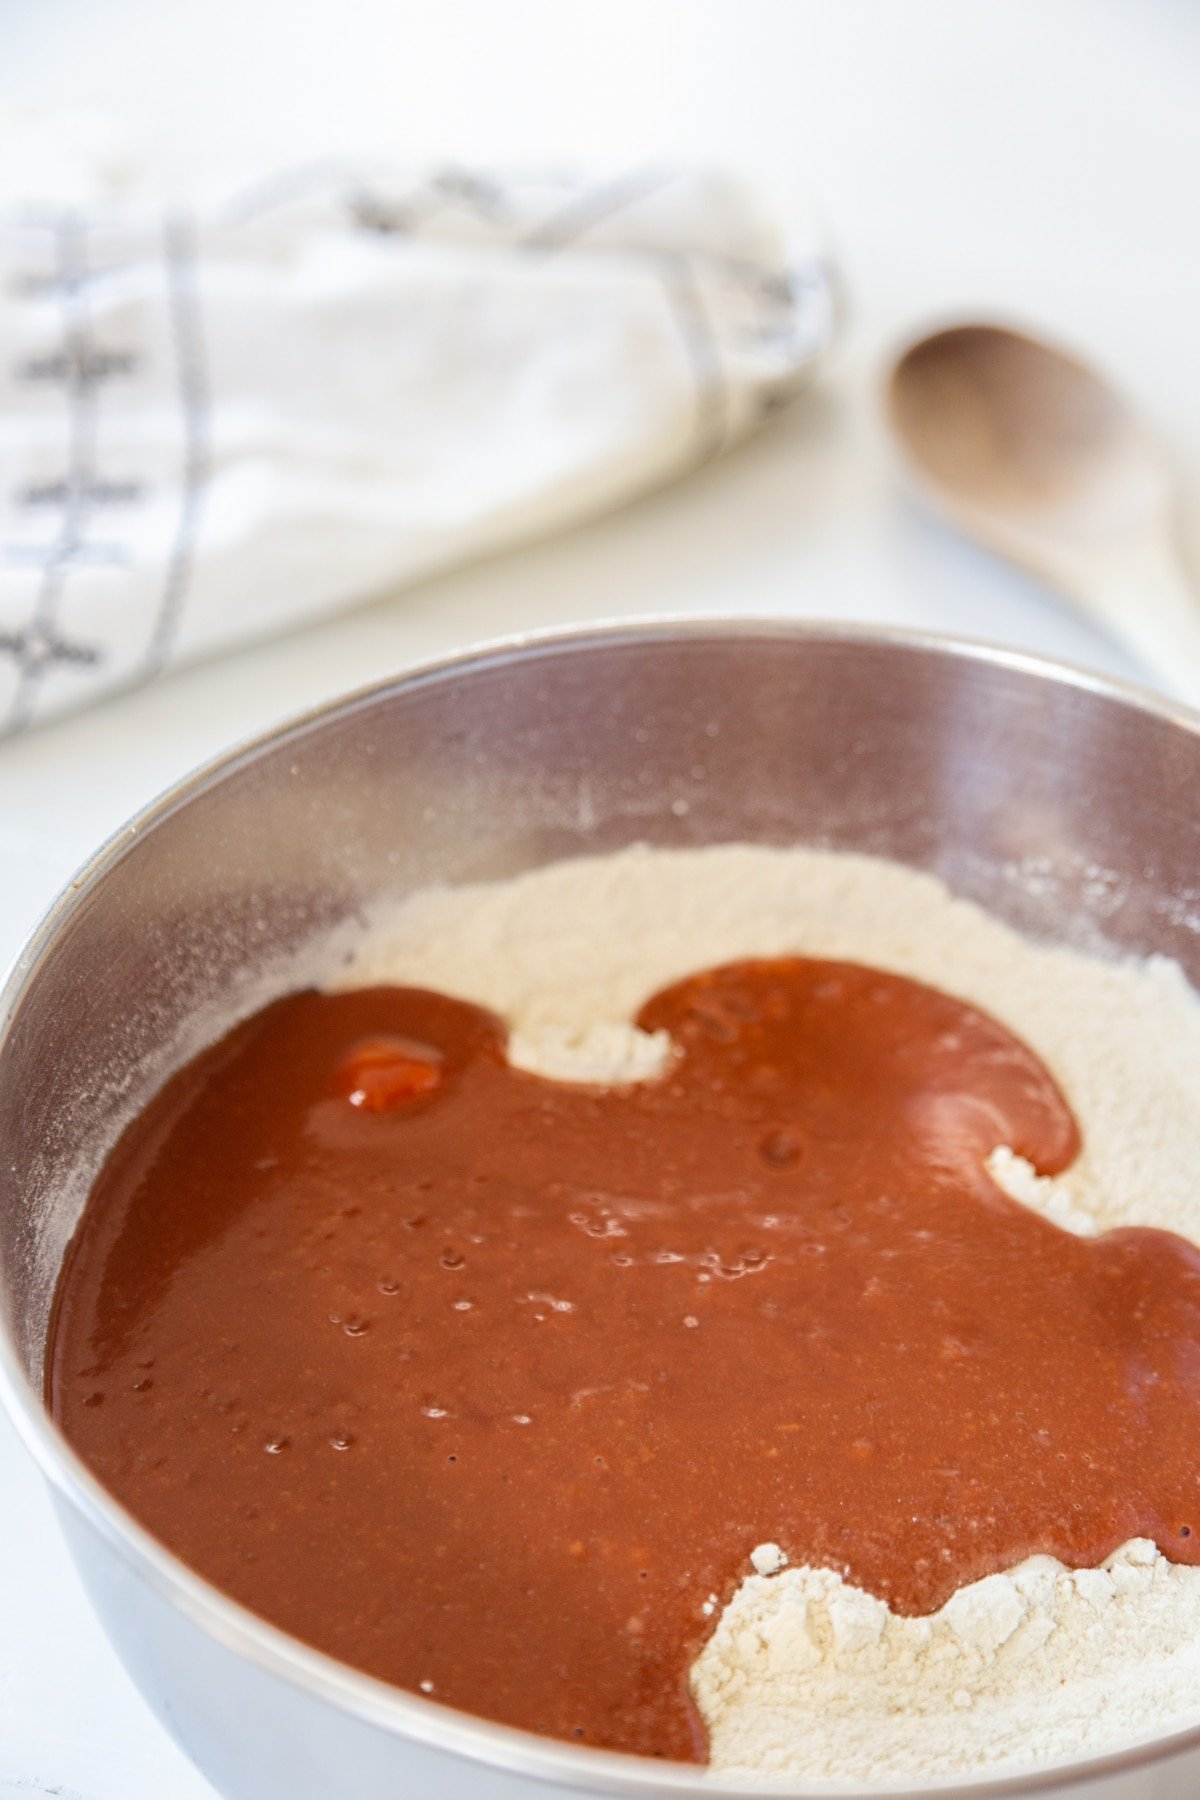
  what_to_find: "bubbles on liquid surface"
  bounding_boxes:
[760,1129,802,1168]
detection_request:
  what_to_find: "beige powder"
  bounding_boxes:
[695,1542,1200,1783]
[336,843,1200,1781]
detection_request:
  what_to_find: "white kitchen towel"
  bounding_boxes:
[0,145,835,734]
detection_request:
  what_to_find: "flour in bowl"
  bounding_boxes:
[337,843,1200,1782]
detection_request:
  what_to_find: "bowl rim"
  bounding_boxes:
[6,614,1200,1800]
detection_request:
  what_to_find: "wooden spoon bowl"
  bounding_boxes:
[887,323,1200,698]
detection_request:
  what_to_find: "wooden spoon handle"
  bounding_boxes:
[1070,534,1200,708]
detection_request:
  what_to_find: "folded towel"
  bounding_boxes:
[0,138,835,733]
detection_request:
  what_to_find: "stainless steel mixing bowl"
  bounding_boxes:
[4,621,1200,1800]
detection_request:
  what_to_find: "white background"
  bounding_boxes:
[2,3,1199,1795]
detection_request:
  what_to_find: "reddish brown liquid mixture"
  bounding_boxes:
[49,959,1200,1761]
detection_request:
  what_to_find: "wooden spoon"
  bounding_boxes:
[886,323,1200,699]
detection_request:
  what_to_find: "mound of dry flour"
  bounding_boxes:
[336,844,1200,1782]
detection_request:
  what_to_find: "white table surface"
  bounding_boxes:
[3,2,1200,1795]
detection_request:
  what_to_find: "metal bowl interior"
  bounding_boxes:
[5,620,1200,1800]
